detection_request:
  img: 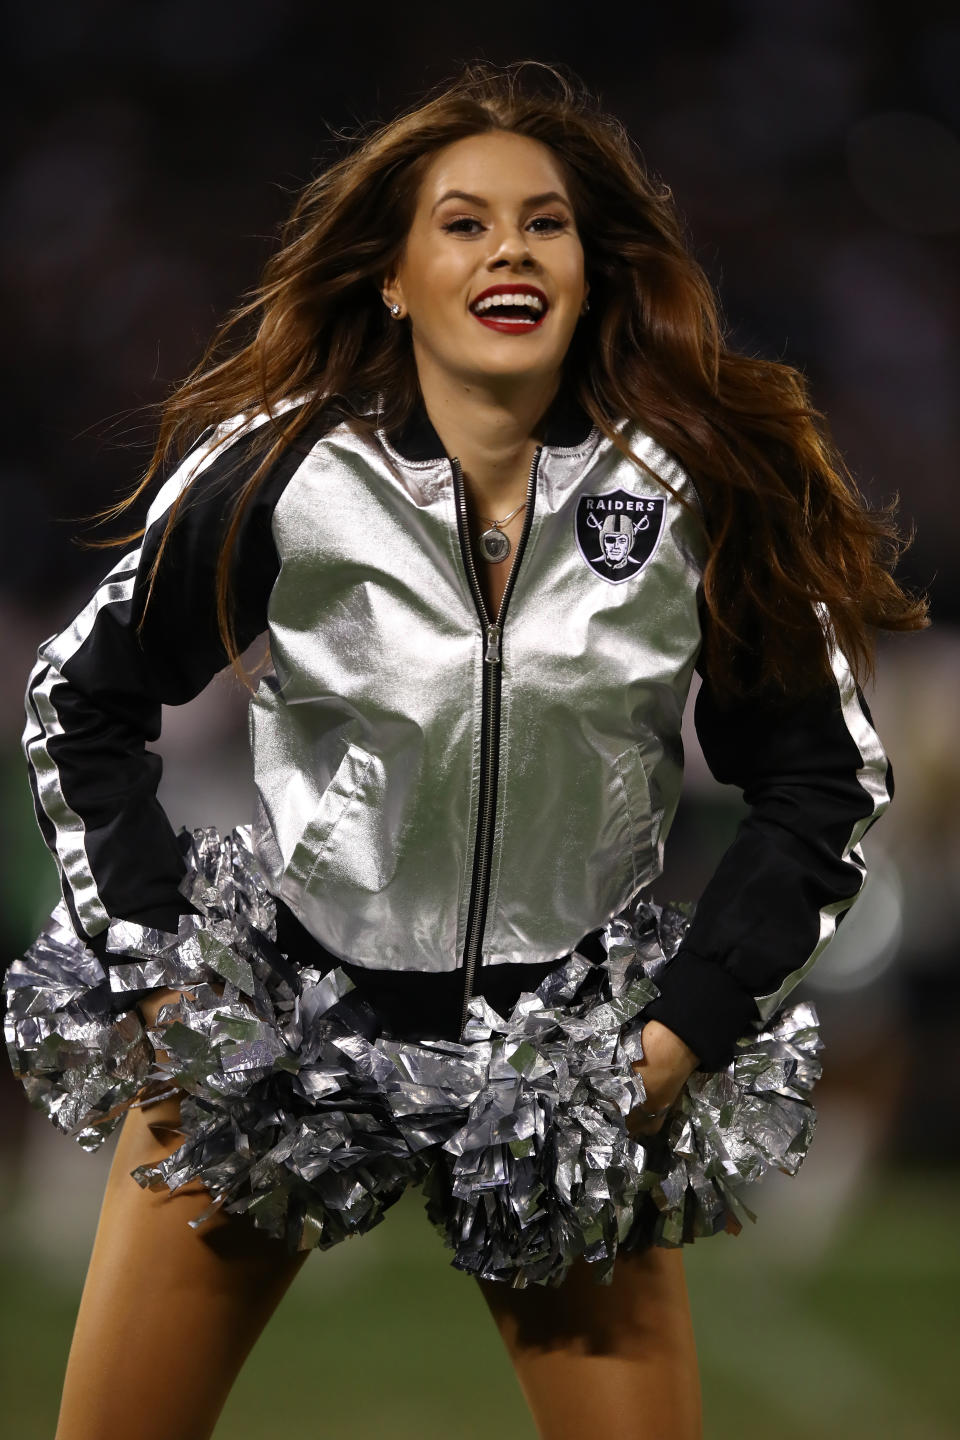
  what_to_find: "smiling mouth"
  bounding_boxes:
[473,309,546,334]
[469,292,548,335]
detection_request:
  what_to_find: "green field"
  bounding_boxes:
[0,1164,956,1439]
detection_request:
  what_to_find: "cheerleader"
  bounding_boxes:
[5,60,925,1440]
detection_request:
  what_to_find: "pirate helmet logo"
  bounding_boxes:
[601,513,635,568]
[575,489,666,584]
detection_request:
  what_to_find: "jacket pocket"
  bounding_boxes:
[612,741,661,891]
[282,741,376,901]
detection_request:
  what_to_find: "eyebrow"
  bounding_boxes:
[430,189,571,214]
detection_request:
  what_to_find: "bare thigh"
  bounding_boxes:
[478,1244,702,1440]
[56,1095,310,1440]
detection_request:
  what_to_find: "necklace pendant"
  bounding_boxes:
[478,526,511,563]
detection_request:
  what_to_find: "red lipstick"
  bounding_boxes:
[469,283,549,335]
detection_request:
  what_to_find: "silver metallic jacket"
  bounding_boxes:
[22,392,892,1068]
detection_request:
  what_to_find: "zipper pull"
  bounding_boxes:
[484,624,502,663]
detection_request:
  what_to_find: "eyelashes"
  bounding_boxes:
[442,216,569,235]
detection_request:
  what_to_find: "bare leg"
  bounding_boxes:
[56,1093,309,1440]
[478,1244,702,1440]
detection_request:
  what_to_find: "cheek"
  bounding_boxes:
[406,254,467,316]
[555,253,587,315]
[560,242,586,285]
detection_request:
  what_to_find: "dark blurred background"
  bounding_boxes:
[1,3,957,1438]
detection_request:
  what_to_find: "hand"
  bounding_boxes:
[136,986,192,1067]
[626,1019,700,1138]
[136,986,187,1031]
[136,979,228,1033]
[133,983,226,1131]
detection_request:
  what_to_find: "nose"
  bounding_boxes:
[488,226,536,270]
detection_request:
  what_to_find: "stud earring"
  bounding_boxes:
[581,297,590,315]
[390,303,402,318]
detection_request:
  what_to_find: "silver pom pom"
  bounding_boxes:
[4,904,154,1150]
[4,830,822,1277]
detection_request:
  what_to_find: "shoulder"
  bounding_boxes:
[144,396,354,534]
[612,419,702,506]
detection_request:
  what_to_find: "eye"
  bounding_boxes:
[441,214,570,236]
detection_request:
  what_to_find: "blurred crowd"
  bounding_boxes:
[1,0,958,1231]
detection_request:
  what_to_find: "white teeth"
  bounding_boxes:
[473,292,545,313]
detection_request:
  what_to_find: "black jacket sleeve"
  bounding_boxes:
[22,412,316,960]
[641,623,894,1071]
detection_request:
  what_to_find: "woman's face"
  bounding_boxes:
[384,130,589,395]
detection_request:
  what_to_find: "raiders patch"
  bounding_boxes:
[575,490,665,584]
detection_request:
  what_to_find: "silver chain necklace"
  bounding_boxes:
[476,501,528,564]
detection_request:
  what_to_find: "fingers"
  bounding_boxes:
[134,986,197,1082]
[136,986,191,1031]
[628,1061,679,1120]
[135,981,229,1068]
[625,1088,677,1138]
[135,979,228,1033]
[625,1104,672,1140]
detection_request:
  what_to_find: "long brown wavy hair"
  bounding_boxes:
[103,59,927,700]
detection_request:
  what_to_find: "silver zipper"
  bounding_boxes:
[452,447,541,1035]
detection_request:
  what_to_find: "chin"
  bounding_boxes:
[462,350,566,383]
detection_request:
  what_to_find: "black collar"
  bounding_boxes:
[384,382,596,462]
